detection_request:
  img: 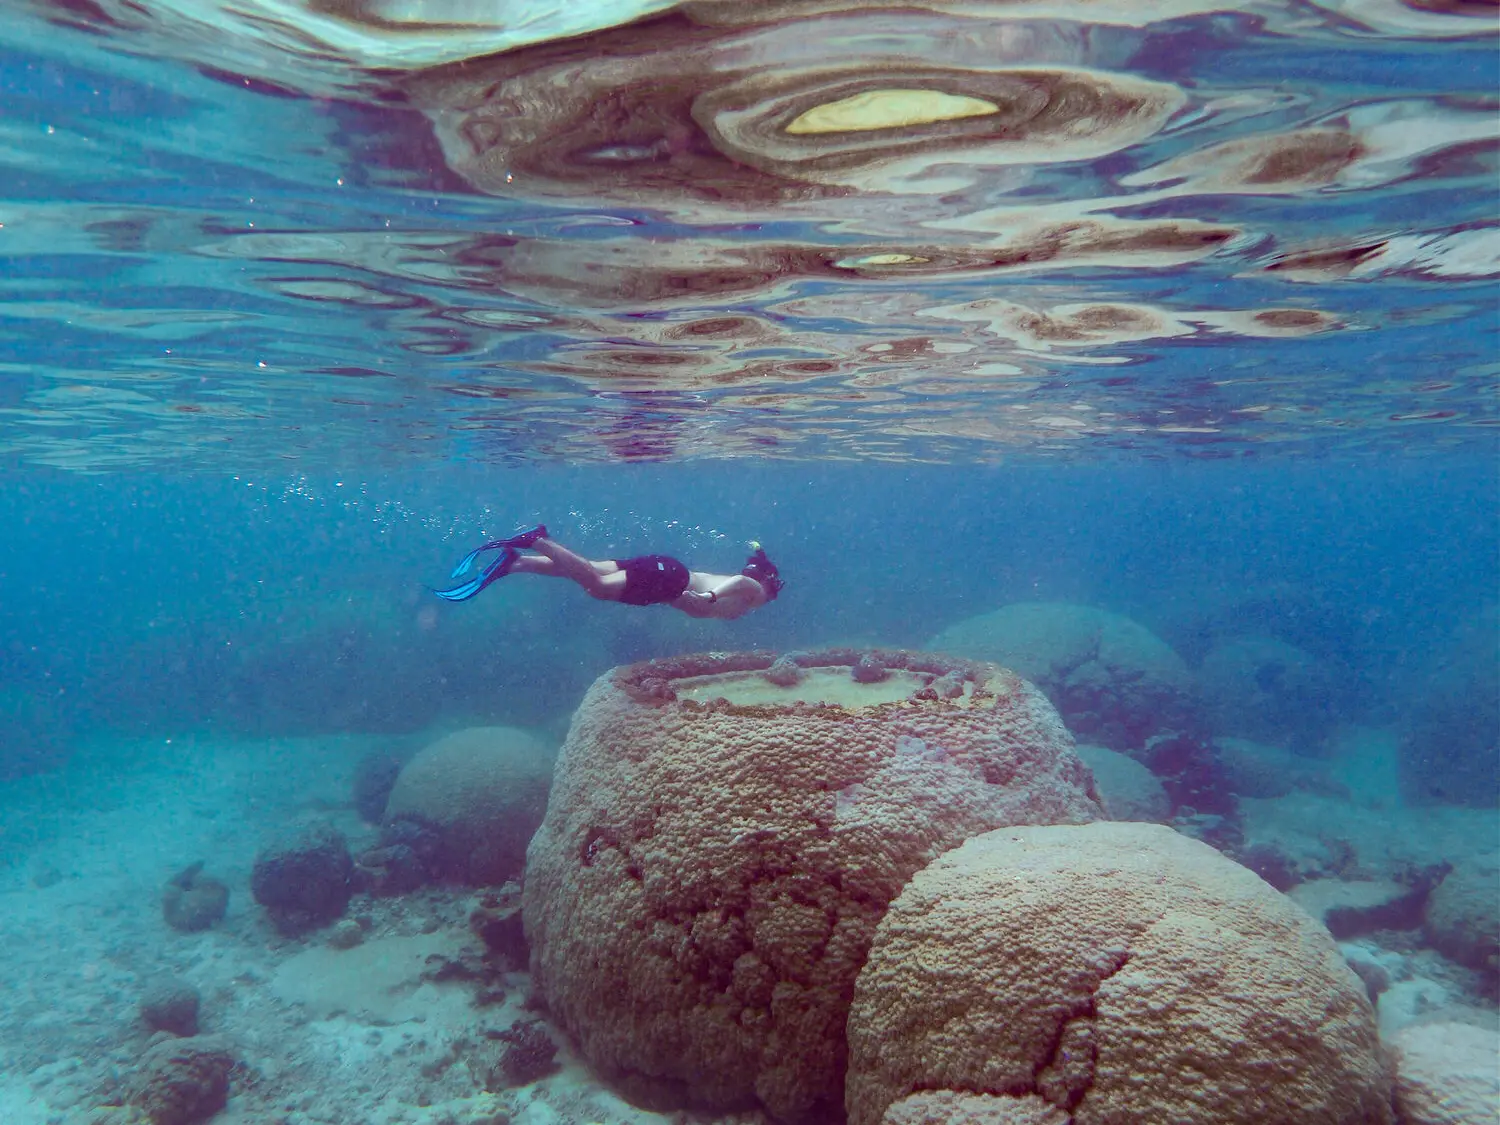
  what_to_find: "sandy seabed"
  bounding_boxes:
[0,733,712,1125]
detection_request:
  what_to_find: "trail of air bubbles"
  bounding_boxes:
[566,506,731,553]
[231,473,484,541]
[229,475,733,550]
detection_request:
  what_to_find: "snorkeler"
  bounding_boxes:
[433,525,782,620]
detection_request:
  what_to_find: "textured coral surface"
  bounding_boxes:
[523,650,1100,1122]
[846,821,1393,1125]
[883,1090,1070,1125]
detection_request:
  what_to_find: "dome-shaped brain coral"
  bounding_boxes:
[927,601,1198,751]
[383,726,555,885]
[845,821,1393,1125]
[522,648,1102,1122]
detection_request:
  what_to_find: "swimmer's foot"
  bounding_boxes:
[433,547,518,602]
[499,523,547,550]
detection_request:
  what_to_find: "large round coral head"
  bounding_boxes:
[522,648,1101,1123]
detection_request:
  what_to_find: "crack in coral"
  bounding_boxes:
[1033,948,1132,1111]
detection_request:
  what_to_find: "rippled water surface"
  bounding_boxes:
[2,0,1496,468]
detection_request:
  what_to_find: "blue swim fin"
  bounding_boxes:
[433,547,518,601]
[450,539,509,579]
[449,525,546,578]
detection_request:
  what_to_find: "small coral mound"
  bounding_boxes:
[384,726,554,885]
[1390,1021,1500,1125]
[139,978,201,1037]
[1422,853,1500,979]
[1073,745,1169,823]
[250,824,352,936]
[160,862,228,933]
[524,649,1100,1123]
[845,821,1392,1125]
[927,602,1197,750]
[125,1035,235,1125]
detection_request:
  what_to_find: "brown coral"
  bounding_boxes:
[845,822,1394,1125]
[126,1036,235,1125]
[882,1091,1070,1125]
[522,649,1101,1122]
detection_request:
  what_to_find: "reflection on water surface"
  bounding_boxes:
[3,0,1496,467]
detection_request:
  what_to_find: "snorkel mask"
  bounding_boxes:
[741,541,783,600]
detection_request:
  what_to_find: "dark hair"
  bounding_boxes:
[741,546,783,600]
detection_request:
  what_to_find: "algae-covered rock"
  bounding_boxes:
[1423,853,1500,978]
[524,648,1101,1122]
[1289,878,1427,940]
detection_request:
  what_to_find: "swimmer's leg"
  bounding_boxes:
[449,524,548,577]
[500,524,547,550]
[517,538,625,601]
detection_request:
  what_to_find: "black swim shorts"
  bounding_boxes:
[613,555,691,606]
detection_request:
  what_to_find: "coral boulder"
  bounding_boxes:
[523,649,1101,1123]
[1389,1021,1500,1125]
[250,824,352,936]
[927,602,1197,751]
[1422,852,1500,978]
[1073,745,1169,823]
[883,1091,1069,1125]
[383,726,554,885]
[1198,635,1340,753]
[846,821,1393,1125]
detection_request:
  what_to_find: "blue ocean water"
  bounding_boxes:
[1,461,1496,768]
[0,1,1496,1121]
